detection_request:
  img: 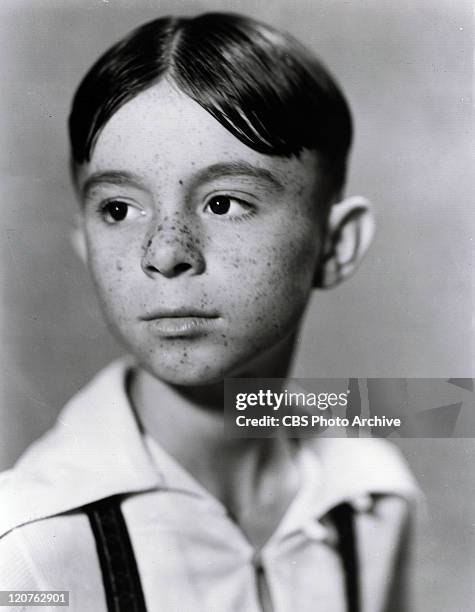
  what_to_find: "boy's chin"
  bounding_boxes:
[150,365,228,387]
[136,352,239,387]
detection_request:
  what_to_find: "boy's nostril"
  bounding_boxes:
[174,262,192,274]
[144,261,192,277]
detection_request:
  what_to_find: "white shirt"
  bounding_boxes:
[0,359,418,612]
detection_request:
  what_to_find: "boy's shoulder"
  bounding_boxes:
[0,358,159,540]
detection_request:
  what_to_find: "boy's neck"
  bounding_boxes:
[128,334,300,545]
[130,331,297,452]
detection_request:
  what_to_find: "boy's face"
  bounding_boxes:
[76,81,328,385]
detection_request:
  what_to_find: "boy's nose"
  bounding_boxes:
[140,223,205,279]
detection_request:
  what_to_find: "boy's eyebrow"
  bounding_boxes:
[81,170,147,198]
[80,162,284,198]
[190,161,284,192]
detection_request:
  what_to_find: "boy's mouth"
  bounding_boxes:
[140,308,220,337]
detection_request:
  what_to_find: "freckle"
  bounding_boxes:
[115,261,123,271]
[179,180,183,185]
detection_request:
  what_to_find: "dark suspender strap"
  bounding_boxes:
[328,502,360,612]
[83,496,147,612]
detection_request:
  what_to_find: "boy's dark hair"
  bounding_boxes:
[69,12,353,190]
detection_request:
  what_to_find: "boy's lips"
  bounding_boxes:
[140,308,221,337]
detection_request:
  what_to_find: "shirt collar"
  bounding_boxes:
[268,434,419,543]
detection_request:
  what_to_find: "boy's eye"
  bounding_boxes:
[100,200,144,224]
[105,201,128,221]
[204,195,252,218]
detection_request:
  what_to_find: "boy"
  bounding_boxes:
[0,12,417,612]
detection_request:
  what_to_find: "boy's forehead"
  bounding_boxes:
[77,81,322,196]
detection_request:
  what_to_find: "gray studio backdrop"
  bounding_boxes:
[1,0,473,610]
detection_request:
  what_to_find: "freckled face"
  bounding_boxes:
[77,80,327,384]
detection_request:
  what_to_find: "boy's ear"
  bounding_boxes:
[314,196,375,288]
[70,215,88,266]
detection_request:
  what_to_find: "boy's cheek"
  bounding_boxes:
[85,229,139,275]
[230,229,319,290]
[216,240,318,335]
[83,248,139,320]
